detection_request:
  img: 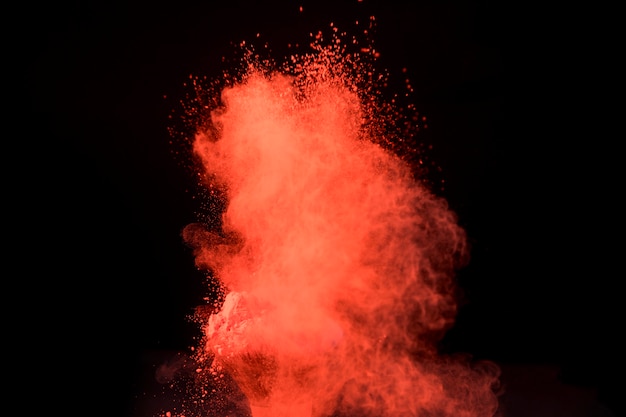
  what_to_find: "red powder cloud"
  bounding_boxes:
[182,30,500,417]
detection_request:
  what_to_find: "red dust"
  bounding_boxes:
[177,22,501,417]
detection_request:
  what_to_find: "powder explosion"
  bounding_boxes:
[171,17,501,417]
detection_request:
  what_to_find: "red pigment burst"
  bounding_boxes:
[171,18,500,417]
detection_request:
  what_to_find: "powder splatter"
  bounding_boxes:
[174,19,500,417]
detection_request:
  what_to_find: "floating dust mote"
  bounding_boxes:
[178,21,501,417]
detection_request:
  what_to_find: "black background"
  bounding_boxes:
[20,1,620,416]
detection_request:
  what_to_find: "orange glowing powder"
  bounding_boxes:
[179,21,500,417]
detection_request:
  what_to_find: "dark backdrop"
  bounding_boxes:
[20,1,619,416]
